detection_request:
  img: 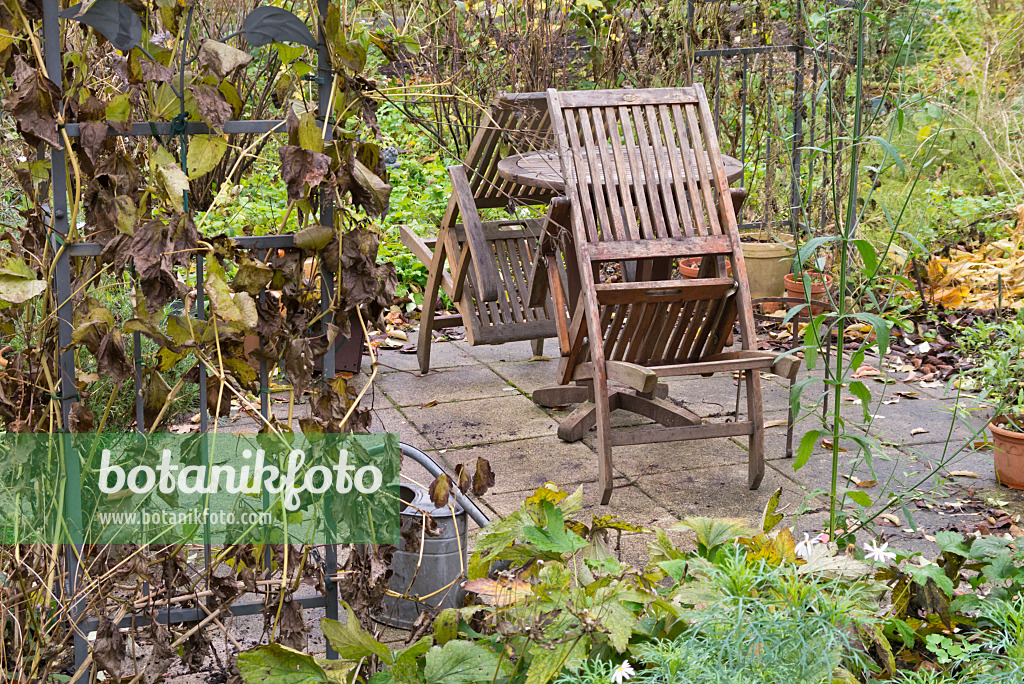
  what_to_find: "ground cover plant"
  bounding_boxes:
[237,485,1024,682]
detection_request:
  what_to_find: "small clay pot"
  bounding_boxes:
[677,257,733,279]
[783,273,833,315]
[991,416,1024,490]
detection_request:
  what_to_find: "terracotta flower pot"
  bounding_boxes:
[784,273,833,315]
[677,257,732,279]
[991,415,1024,490]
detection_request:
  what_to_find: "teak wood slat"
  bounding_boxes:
[534,85,782,503]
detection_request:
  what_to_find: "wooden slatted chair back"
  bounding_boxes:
[547,85,757,366]
[456,92,556,213]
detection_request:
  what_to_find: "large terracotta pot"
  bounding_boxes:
[740,230,795,300]
[784,273,834,315]
[991,416,1024,490]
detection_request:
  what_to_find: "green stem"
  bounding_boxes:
[830,0,868,539]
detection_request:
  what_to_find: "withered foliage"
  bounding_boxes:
[0,0,399,679]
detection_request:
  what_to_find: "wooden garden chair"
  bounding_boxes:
[528,85,798,503]
[400,93,568,374]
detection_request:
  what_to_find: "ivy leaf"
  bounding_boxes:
[423,641,501,684]
[237,643,329,684]
[186,135,227,179]
[472,457,494,496]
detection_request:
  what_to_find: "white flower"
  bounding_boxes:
[611,660,635,684]
[795,533,821,560]
[863,539,896,564]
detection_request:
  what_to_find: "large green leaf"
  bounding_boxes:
[423,640,501,684]
[321,603,393,663]
[187,135,227,179]
[237,644,329,684]
[522,502,587,555]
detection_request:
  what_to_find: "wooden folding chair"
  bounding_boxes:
[400,93,566,374]
[528,86,798,503]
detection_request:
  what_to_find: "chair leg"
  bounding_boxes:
[417,255,445,375]
[786,377,796,458]
[593,368,615,504]
[531,338,545,358]
[746,369,765,490]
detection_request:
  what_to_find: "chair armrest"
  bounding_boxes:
[448,165,501,302]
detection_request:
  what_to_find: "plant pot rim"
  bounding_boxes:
[784,272,834,285]
[991,415,1024,438]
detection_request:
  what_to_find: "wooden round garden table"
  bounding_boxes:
[495,148,745,192]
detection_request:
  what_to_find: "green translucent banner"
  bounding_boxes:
[0,432,401,545]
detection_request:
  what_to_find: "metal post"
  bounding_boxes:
[791,34,805,240]
[317,0,340,657]
[43,0,89,672]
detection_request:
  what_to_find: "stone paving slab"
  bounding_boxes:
[401,393,560,449]
[373,364,514,407]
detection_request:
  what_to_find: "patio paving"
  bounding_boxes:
[358,337,1024,561]
[219,335,1024,564]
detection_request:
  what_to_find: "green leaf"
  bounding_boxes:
[105,92,132,124]
[934,530,970,558]
[295,111,324,154]
[422,640,501,684]
[321,603,393,663]
[157,162,189,213]
[522,502,588,555]
[657,558,689,583]
[851,238,880,276]
[849,381,872,422]
[187,135,227,179]
[524,638,585,684]
[851,312,891,358]
[865,135,905,175]
[909,563,955,597]
[846,490,872,507]
[760,486,785,533]
[237,644,329,684]
[790,376,821,416]
[432,609,459,645]
[888,617,916,650]
[793,430,821,470]
[599,601,635,652]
